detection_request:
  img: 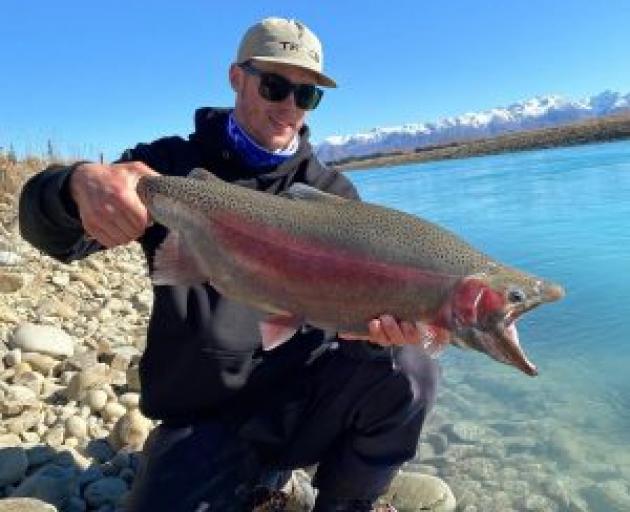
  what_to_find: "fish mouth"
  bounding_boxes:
[483,282,565,376]
[457,308,538,376]
[462,323,538,376]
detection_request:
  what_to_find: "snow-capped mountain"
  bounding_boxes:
[315,90,630,163]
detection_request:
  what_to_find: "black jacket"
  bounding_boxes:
[19,107,360,421]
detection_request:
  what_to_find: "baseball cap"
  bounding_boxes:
[236,17,337,88]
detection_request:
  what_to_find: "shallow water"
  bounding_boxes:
[348,141,630,511]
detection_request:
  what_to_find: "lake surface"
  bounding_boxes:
[348,141,630,511]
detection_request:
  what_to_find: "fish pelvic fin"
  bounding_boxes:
[151,230,208,286]
[259,314,303,351]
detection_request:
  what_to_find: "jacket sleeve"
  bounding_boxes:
[18,136,187,264]
[18,162,102,263]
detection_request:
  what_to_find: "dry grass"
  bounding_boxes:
[0,154,51,203]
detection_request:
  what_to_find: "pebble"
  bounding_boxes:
[85,389,109,412]
[64,364,121,401]
[65,416,88,440]
[21,352,58,376]
[109,408,152,451]
[0,434,23,446]
[25,445,57,468]
[442,421,495,444]
[0,251,21,266]
[10,463,77,510]
[9,323,75,358]
[83,477,128,508]
[0,498,58,511]
[4,348,22,367]
[0,304,20,322]
[2,384,39,415]
[0,271,24,293]
[583,479,630,510]
[43,426,65,447]
[382,472,456,512]
[101,402,127,423]
[0,446,29,486]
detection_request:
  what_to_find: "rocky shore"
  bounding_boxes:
[1,187,629,511]
[0,191,459,512]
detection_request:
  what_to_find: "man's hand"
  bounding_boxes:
[338,315,421,347]
[69,161,159,248]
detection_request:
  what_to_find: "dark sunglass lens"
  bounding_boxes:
[259,73,292,102]
[295,85,323,110]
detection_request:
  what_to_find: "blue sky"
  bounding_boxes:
[1,0,629,161]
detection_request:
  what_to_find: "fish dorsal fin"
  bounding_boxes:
[281,183,350,204]
[187,168,216,181]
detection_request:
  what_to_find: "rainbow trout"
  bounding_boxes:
[137,168,564,376]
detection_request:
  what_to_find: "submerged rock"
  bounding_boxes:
[381,472,456,512]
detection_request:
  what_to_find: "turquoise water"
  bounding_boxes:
[348,141,630,511]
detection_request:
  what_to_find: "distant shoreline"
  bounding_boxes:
[331,113,630,172]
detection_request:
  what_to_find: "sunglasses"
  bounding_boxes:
[239,61,324,111]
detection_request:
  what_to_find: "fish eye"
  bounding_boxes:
[507,288,526,303]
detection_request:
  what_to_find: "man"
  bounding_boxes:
[19,17,438,512]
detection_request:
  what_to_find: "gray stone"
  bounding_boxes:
[10,323,75,358]
[25,445,57,468]
[108,409,152,452]
[426,432,448,455]
[64,364,121,401]
[583,479,630,511]
[0,498,58,512]
[131,290,153,313]
[85,439,115,464]
[85,389,108,413]
[83,477,128,507]
[0,447,28,486]
[0,251,22,266]
[0,272,24,293]
[65,416,88,440]
[1,384,39,415]
[442,421,496,444]
[10,463,77,510]
[21,353,58,376]
[381,472,456,512]
[78,465,105,489]
[6,409,42,435]
[281,469,315,511]
[66,497,87,512]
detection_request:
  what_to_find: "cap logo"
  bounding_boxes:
[278,41,320,64]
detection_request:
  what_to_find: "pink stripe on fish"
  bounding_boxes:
[211,211,456,290]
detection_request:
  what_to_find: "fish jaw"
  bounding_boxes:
[448,272,565,376]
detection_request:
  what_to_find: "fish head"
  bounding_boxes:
[449,265,565,376]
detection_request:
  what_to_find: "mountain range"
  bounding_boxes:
[315,90,630,163]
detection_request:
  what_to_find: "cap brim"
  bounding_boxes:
[248,56,337,87]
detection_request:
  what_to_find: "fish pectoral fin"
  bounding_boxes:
[259,314,303,351]
[281,183,351,204]
[187,167,216,181]
[151,230,207,286]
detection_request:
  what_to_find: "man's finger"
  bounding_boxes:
[401,321,420,344]
[379,315,406,345]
